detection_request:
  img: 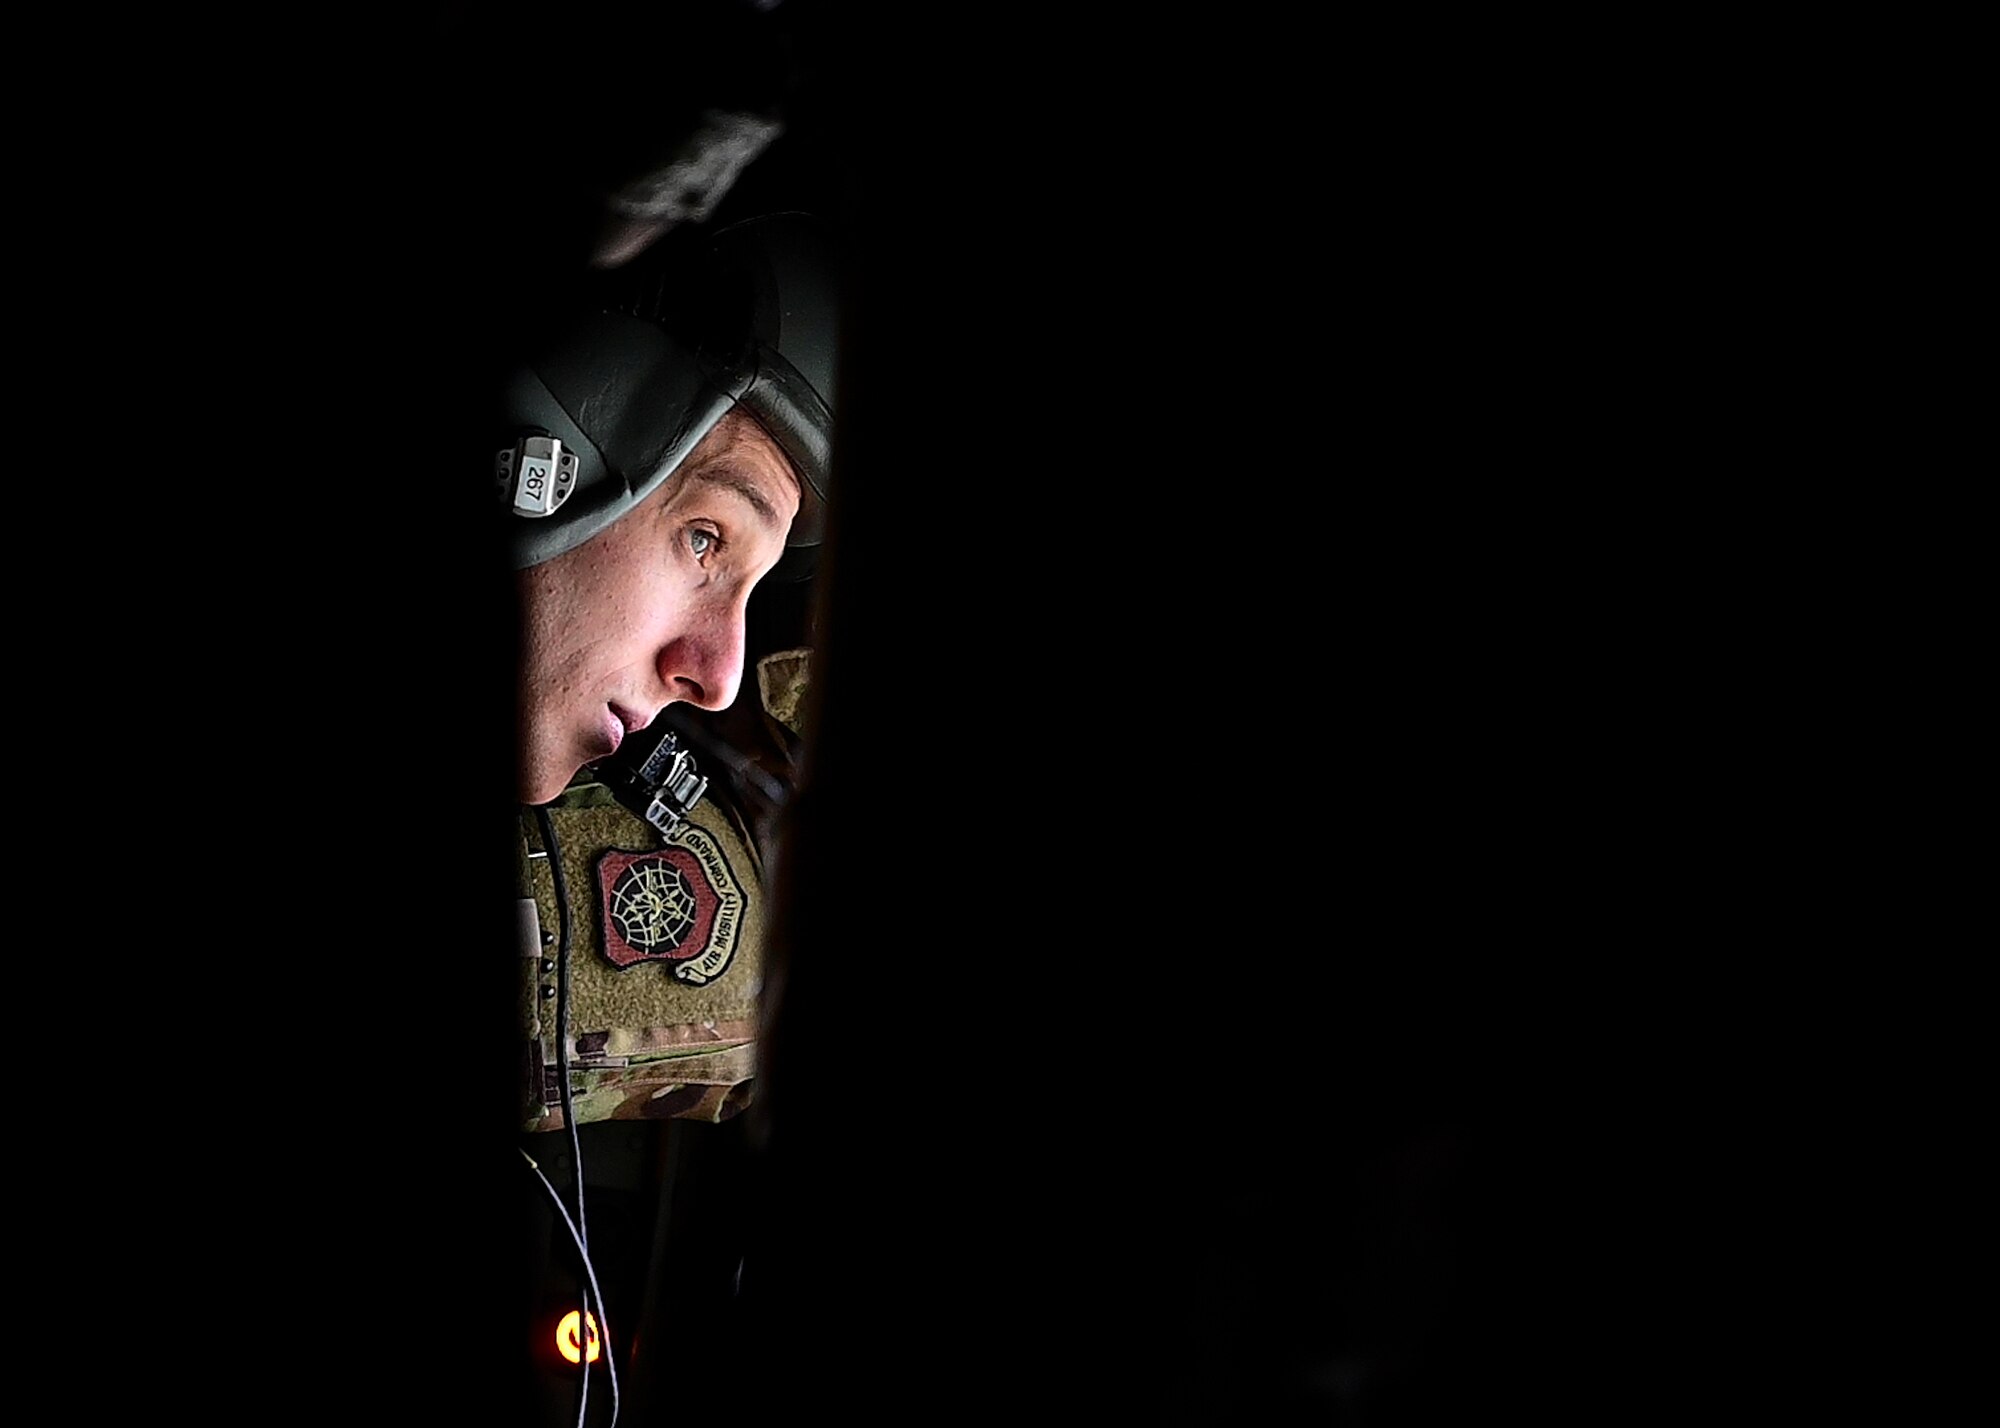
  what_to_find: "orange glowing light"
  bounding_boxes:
[557,1309,602,1365]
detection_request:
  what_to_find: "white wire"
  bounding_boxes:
[532,807,619,1428]
[521,1148,621,1427]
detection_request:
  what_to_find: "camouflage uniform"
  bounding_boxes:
[517,779,769,1133]
[516,646,812,1133]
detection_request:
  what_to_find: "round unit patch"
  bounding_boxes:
[594,824,746,986]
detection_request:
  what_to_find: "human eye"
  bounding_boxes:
[684,523,724,563]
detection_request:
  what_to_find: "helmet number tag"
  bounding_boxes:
[498,436,578,518]
[520,454,553,505]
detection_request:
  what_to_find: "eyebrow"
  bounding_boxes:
[678,464,786,533]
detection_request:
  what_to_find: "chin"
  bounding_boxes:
[518,718,592,804]
[518,761,578,808]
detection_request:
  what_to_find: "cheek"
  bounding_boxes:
[523,522,744,695]
[566,538,675,637]
[522,561,642,690]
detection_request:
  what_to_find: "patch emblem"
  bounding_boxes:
[595,824,746,986]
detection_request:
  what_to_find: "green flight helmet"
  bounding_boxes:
[496,213,839,573]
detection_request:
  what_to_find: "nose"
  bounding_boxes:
[656,600,747,712]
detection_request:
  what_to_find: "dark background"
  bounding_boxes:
[27,4,1765,1421]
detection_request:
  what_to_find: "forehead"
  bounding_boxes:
[662,410,801,529]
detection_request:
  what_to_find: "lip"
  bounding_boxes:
[597,705,626,757]
[608,702,655,742]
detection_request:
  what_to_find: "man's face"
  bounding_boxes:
[516,408,802,804]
